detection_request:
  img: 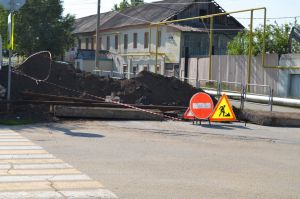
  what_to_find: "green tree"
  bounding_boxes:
[113,0,144,11]
[227,23,297,56]
[130,0,144,7]
[0,6,8,49]
[1,0,74,58]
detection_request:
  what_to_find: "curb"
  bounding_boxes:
[238,108,300,127]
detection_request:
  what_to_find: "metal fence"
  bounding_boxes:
[93,70,274,111]
[192,78,273,112]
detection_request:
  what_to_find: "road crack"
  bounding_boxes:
[46,176,67,199]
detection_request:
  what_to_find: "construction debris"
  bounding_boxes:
[0,52,208,106]
[0,52,210,122]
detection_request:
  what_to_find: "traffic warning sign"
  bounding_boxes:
[210,94,236,122]
[183,108,195,120]
[189,92,214,120]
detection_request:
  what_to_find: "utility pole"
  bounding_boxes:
[7,12,13,111]
[95,0,101,71]
[0,0,26,111]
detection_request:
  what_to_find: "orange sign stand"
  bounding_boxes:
[210,94,236,122]
[183,108,195,120]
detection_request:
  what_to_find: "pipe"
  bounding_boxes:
[205,90,300,108]
[209,17,214,80]
[247,10,254,91]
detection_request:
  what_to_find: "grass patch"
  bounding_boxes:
[0,119,34,126]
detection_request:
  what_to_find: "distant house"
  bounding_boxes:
[67,0,244,77]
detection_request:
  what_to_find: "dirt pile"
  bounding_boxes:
[0,52,208,106]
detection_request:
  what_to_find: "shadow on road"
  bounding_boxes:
[50,126,105,138]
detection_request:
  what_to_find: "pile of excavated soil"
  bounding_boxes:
[0,52,211,107]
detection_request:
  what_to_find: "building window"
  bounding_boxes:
[133,65,138,75]
[156,64,161,73]
[144,32,149,48]
[133,33,138,48]
[78,39,81,49]
[106,36,110,51]
[158,31,162,47]
[143,65,148,71]
[123,64,128,73]
[86,38,89,49]
[99,37,102,50]
[115,35,119,50]
[124,34,128,50]
[91,37,94,50]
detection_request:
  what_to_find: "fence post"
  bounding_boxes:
[270,88,274,112]
[217,81,222,100]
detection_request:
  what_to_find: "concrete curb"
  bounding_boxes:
[54,106,164,121]
[237,108,300,127]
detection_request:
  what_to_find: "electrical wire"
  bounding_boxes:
[15,51,52,84]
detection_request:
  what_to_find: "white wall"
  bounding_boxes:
[75,59,112,73]
[278,54,300,97]
[181,54,280,95]
[98,25,181,76]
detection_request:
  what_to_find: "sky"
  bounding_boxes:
[63,0,300,28]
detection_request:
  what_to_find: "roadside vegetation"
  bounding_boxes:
[0,0,75,59]
[113,0,144,11]
[227,22,300,55]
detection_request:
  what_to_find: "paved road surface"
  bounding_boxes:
[4,121,300,199]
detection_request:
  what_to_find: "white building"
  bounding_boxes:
[69,0,244,78]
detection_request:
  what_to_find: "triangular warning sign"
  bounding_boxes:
[184,108,195,120]
[210,94,236,122]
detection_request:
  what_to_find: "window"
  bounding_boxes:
[143,65,148,71]
[144,32,149,48]
[133,33,138,48]
[123,64,128,73]
[115,35,119,50]
[91,37,94,50]
[86,38,89,49]
[124,34,128,50]
[158,31,162,47]
[156,64,161,74]
[106,36,110,51]
[133,65,138,74]
[78,39,81,49]
[99,37,102,50]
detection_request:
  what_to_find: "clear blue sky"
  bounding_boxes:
[63,0,300,27]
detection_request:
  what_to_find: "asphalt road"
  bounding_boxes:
[9,121,300,199]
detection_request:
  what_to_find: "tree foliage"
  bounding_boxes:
[227,23,300,56]
[1,0,75,58]
[0,7,8,49]
[113,0,144,11]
